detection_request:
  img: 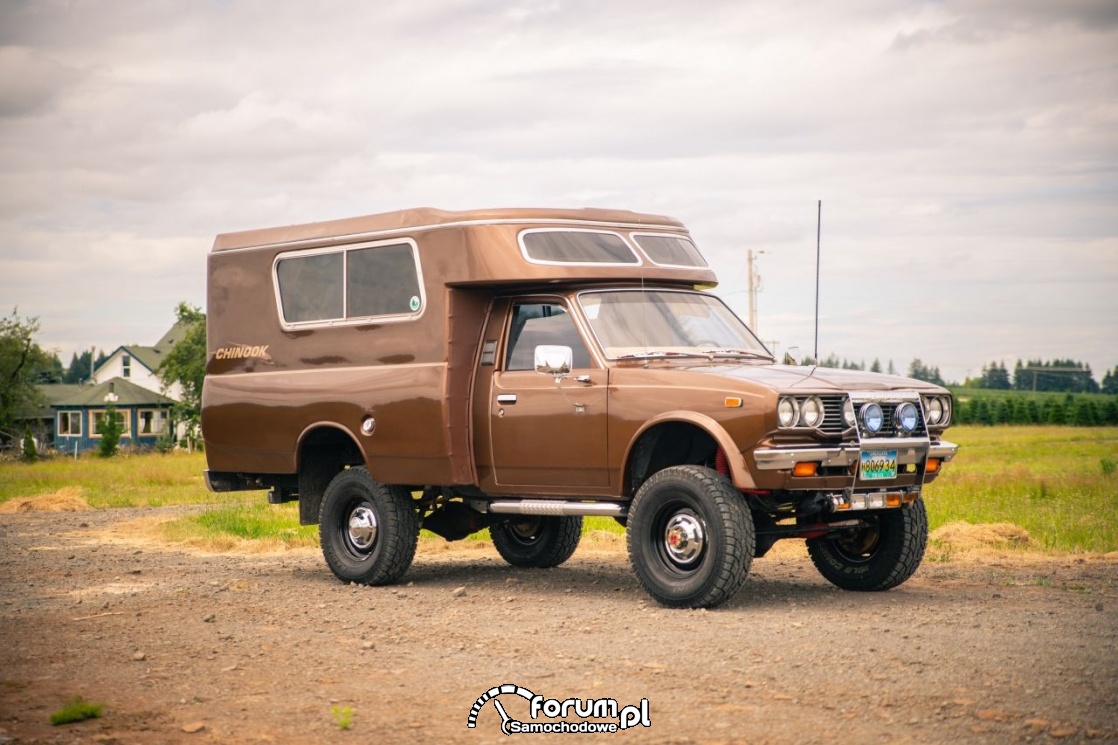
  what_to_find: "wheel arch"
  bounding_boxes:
[622,411,756,496]
[294,422,367,525]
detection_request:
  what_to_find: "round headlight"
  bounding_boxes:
[860,402,884,434]
[939,396,952,426]
[777,397,799,428]
[896,402,919,433]
[843,398,856,428]
[926,396,943,425]
[801,396,824,428]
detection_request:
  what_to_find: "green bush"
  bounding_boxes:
[96,404,123,458]
[21,424,37,462]
[1073,398,1098,426]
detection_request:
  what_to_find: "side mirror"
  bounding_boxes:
[783,346,803,366]
[534,345,573,379]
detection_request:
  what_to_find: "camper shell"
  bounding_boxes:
[202,206,957,609]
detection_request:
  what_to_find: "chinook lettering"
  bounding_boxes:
[214,344,272,362]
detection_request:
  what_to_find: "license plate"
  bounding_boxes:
[860,450,898,480]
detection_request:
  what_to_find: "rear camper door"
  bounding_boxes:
[477,297,609,489]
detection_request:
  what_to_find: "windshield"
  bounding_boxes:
[578,290,772,359]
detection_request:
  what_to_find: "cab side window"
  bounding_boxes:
[505,302,592,371]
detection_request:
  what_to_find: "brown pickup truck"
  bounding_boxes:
[201,206,957,608]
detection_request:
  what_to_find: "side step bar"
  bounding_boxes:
[486,500,627,518]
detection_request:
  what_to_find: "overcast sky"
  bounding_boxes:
[1,0,1115,384]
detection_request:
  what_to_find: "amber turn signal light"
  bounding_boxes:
[792,462,818,477]
[925,458,941,474]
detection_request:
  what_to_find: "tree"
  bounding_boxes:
[1103,367,1118,395]
[96,403,123,458]
[157,303,206,448]
[1014,358,1099,393]
[908,359,945,386]
[1102,399,1118,426]
[978,361,1011,390]
[22,424,37,461]
[64,349,96,384]
[995,397,1014,424]
[870,359,882,373]
[974,398,994,426]
[1072,398,1098,426]
[0,308,55,444]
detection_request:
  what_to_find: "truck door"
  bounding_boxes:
[478,297,609,489]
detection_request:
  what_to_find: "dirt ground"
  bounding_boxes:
[0,505,1115,745]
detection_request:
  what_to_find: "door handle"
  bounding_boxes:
[496,394,518,405]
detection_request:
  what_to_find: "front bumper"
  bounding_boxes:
[754,439,958,471]
[749,439,957,491]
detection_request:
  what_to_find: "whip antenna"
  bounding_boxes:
[814,199,822,362]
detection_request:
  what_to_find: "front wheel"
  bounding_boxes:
[806,499,928,591]
[626,465,754,609]
[490,515,583,568]
[318,467,419,585]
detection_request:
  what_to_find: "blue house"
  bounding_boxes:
[50,377,176,455]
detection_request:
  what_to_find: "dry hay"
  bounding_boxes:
[0,486,90,513]
[930,521,1032,552]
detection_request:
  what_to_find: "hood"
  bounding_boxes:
[673,362,947,394]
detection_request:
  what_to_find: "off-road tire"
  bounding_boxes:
[626,465,754,609]
[318,467,419,585]
[490,516,583,568]
[806,498,928,591]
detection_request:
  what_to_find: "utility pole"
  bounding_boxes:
[747,249,765,333]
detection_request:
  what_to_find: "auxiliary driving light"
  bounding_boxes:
[860,402,884,434]
[895,402,919,433]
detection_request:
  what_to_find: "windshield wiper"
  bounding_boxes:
[699,348,774,360]
[616,351,711,360]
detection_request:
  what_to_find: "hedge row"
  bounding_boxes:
[953,394,1118,426]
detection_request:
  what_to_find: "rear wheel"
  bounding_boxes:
[806,499,928,591]
[490,516,583,568]
[626,465,754,609]
[318,467,419,585]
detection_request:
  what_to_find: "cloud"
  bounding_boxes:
[0,0,1115,383]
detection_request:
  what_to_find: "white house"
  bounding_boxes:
[91,322,187,401]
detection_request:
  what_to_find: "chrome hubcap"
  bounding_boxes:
[663,511,704,565]
[347,506,378,552]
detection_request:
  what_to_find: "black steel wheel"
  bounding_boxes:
[806,499,928,591]
[626,465,754,609]
[490,515,583,568]
[318,467,419,585]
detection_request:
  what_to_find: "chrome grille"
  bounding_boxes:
[819,396,848,436]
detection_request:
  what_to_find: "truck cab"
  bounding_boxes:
[202,207,956,608]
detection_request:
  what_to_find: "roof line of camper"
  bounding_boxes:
[212,217,690,254]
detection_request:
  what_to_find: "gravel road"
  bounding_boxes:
[1,506,1115,744]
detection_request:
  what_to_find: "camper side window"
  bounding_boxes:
[276,252,344,323]
[274,240,423,327]
[347,244,422,317]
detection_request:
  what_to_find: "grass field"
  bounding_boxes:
[2,426,1116,554]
